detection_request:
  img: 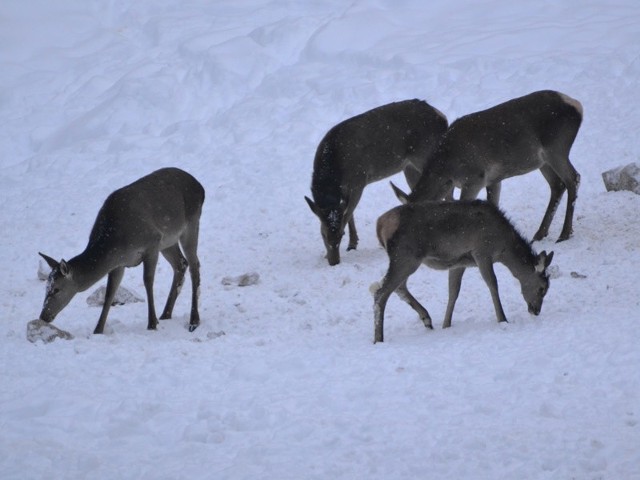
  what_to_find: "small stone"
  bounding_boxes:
[26,319,74,344]
[602,162,640,195]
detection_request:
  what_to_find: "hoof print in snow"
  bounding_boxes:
[221,272,260,287]
[602,162,640,195]
[86,285,145,307]
[27,319,73,344]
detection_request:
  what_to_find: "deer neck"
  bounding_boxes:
[499,237,537,285]
[67,246,121,292]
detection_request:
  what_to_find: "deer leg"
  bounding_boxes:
[486,182,502,206]
[534,165,566,241]
[93,266,125,334]
[396,279,433,330]
[346,216,359,251]
[159,245,188,320]
[553,159,580,242]
[180,220,201,332]
[459,184,484,201]
[475,257,508,324]
[142,251,160,330]
[373,256,422,343]
[442,267,465,328]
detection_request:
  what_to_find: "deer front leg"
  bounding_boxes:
[443,267,465,328]
[93,267,125,334]
[346,216,359,251]
[475,258,508,324]
[486,182,502,206]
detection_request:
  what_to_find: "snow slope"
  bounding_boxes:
[1,1,639,478]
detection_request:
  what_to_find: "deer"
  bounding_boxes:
[391,90,582,242]
[305,99,448,266]
[371,200,554,343]
[38,167,205,334]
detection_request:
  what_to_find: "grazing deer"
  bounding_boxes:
[305,99,448,265]
[372,201,554,343]
[38,167,205,334]
[391,90,582,242]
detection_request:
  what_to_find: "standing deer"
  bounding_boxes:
[372,201,554,343]
[391,90,582,242]
[305,99,448,265]
[38,167,205,334]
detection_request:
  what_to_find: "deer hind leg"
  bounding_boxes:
[442,267,465,328]
[94,266,125,334]
[142,250,161,330]
[180,219,201,332]
[475,257,508,324]
[534,164,567,241]
[396,279,433,330]
[372,255,422,343]
[552,158,580,242]
[159,244,188,320]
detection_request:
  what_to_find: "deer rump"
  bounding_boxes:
[372,201,553,343]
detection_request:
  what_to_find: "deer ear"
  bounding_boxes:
[59,259,70,277]
[535,250,554,273]
[390,181,409,205]
[39,252,59,270]
[305,196,321,217]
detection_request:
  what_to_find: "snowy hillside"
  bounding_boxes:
[1,1,639,478]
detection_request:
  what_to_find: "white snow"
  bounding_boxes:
[2,1,640,478]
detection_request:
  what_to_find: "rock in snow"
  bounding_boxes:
[26,319,73,343]
[86,285,145,306]
[221,272,260,287]
[602,162,640,194]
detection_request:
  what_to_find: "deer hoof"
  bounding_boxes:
[188,324,199,333]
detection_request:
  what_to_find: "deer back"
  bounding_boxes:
[409,90,583,201]
[88,167,205,255]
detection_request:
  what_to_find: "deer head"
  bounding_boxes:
[305,196,349,266]
[38,252,78,323]
[522,250,554,315]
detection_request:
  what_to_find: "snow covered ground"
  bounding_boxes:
[1,1,639,478]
